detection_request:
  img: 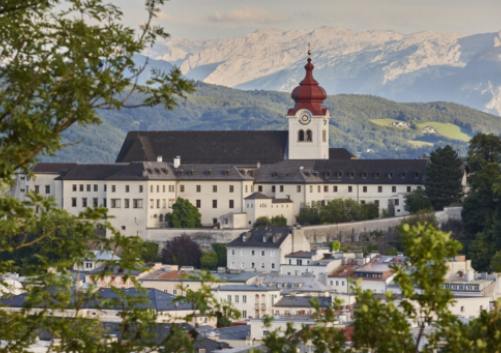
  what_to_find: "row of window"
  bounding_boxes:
[297,129,328,143]
[71,183,242,194]
[70,197,143,208]
[193,199,235,209]
[72,184,146,193]
[33,185,51,194]
[264,184,416,194]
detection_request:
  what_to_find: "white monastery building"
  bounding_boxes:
[12,53,427,237]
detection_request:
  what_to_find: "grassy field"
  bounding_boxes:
[370,118,471,142]
[370,118,403,128]
[408,139,434,148]
[416,122,470,142]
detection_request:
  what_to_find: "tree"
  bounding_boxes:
[425,145,464,210]
[200,251,218,270]
[254,216,271,227]
[262,223,500,353]
[462,133,501,271]
[270,215,287,226]
[161,235,202,268]
[211,243,227,268]
[167,198,202,228]
[297,199,379,225]
[140,241,160,263]
[330,240,341,252]
[489,251,501,272]
[405,188,433,214]
[0,1,195,351]
[0,0,193,182]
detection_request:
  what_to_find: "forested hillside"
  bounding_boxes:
[43,82,501,163]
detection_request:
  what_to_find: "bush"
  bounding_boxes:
[254,217,271,227]
[405,189,433,214]
[211,243,227,268]
[166,198,201,228]
[270,215,287,226]
[200,251,218,270]
[161,235,202,267]
[140,241,160,263]
[298,199,379,225]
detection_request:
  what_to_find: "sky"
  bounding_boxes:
[117,0,501,40]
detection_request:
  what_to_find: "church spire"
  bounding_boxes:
[288,47,327,116]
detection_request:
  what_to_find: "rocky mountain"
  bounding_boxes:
[43,82,501,163]
[146,27,501,116]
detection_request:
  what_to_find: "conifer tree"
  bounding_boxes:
[425,145,464,210]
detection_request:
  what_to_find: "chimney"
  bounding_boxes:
[173,156,181,168]
[156,155,163,162]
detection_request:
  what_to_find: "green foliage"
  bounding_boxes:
[254,216,271,227]
[330,240,341,252]
[166,198,202,228]
[140,241,160,264]
[425,145,464,210]
[160,235,202,268]
[298,199,379,225]
[405,188,433,214]
[352,290,414,352]
[270,215,287,226]
[260,222,501,353]
[175,272,240,328]
[462,133,501,271]
[0,0,193,181]
[490,251,501,272]
[200,251,218,270]
[211,243,227,268]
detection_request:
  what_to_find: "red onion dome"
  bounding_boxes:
[288,55,328,116]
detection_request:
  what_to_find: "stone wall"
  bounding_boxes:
[143,228,248,249]
[142,207,462,248]
[301,207,462,244]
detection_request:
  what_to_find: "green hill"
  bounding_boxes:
[42,82,501,163]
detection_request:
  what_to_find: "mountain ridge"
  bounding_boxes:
[42,82,501,164]
[145,27,501,115]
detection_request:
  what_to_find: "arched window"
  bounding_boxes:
[159,214,164,222]
[298,130,305,142]
[306,129,313,142]
[322,129,327,142]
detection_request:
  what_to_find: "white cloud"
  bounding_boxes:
[207,8,283,25]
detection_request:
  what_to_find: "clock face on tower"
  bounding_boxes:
[298,110,312,125]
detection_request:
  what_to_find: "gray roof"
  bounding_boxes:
[274,295,332,308]
[216,284,279,292]
[244,192,271,200]
[197,324,250,341]
[116,130,289,165]
[285,251,315,259]
[1,288,192,312]
[254,159,427,184]
[32,163,77,175]
[329,148,355,160]
[228,227,292,248]
[53,161,251,181]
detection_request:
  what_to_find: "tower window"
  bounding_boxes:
[306,130,313,142]
[322,129,327,142]
[298,130,305,142]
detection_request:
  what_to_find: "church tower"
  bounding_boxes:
[287,51,330,160]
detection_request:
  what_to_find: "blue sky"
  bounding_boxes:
[118,0,501,39]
